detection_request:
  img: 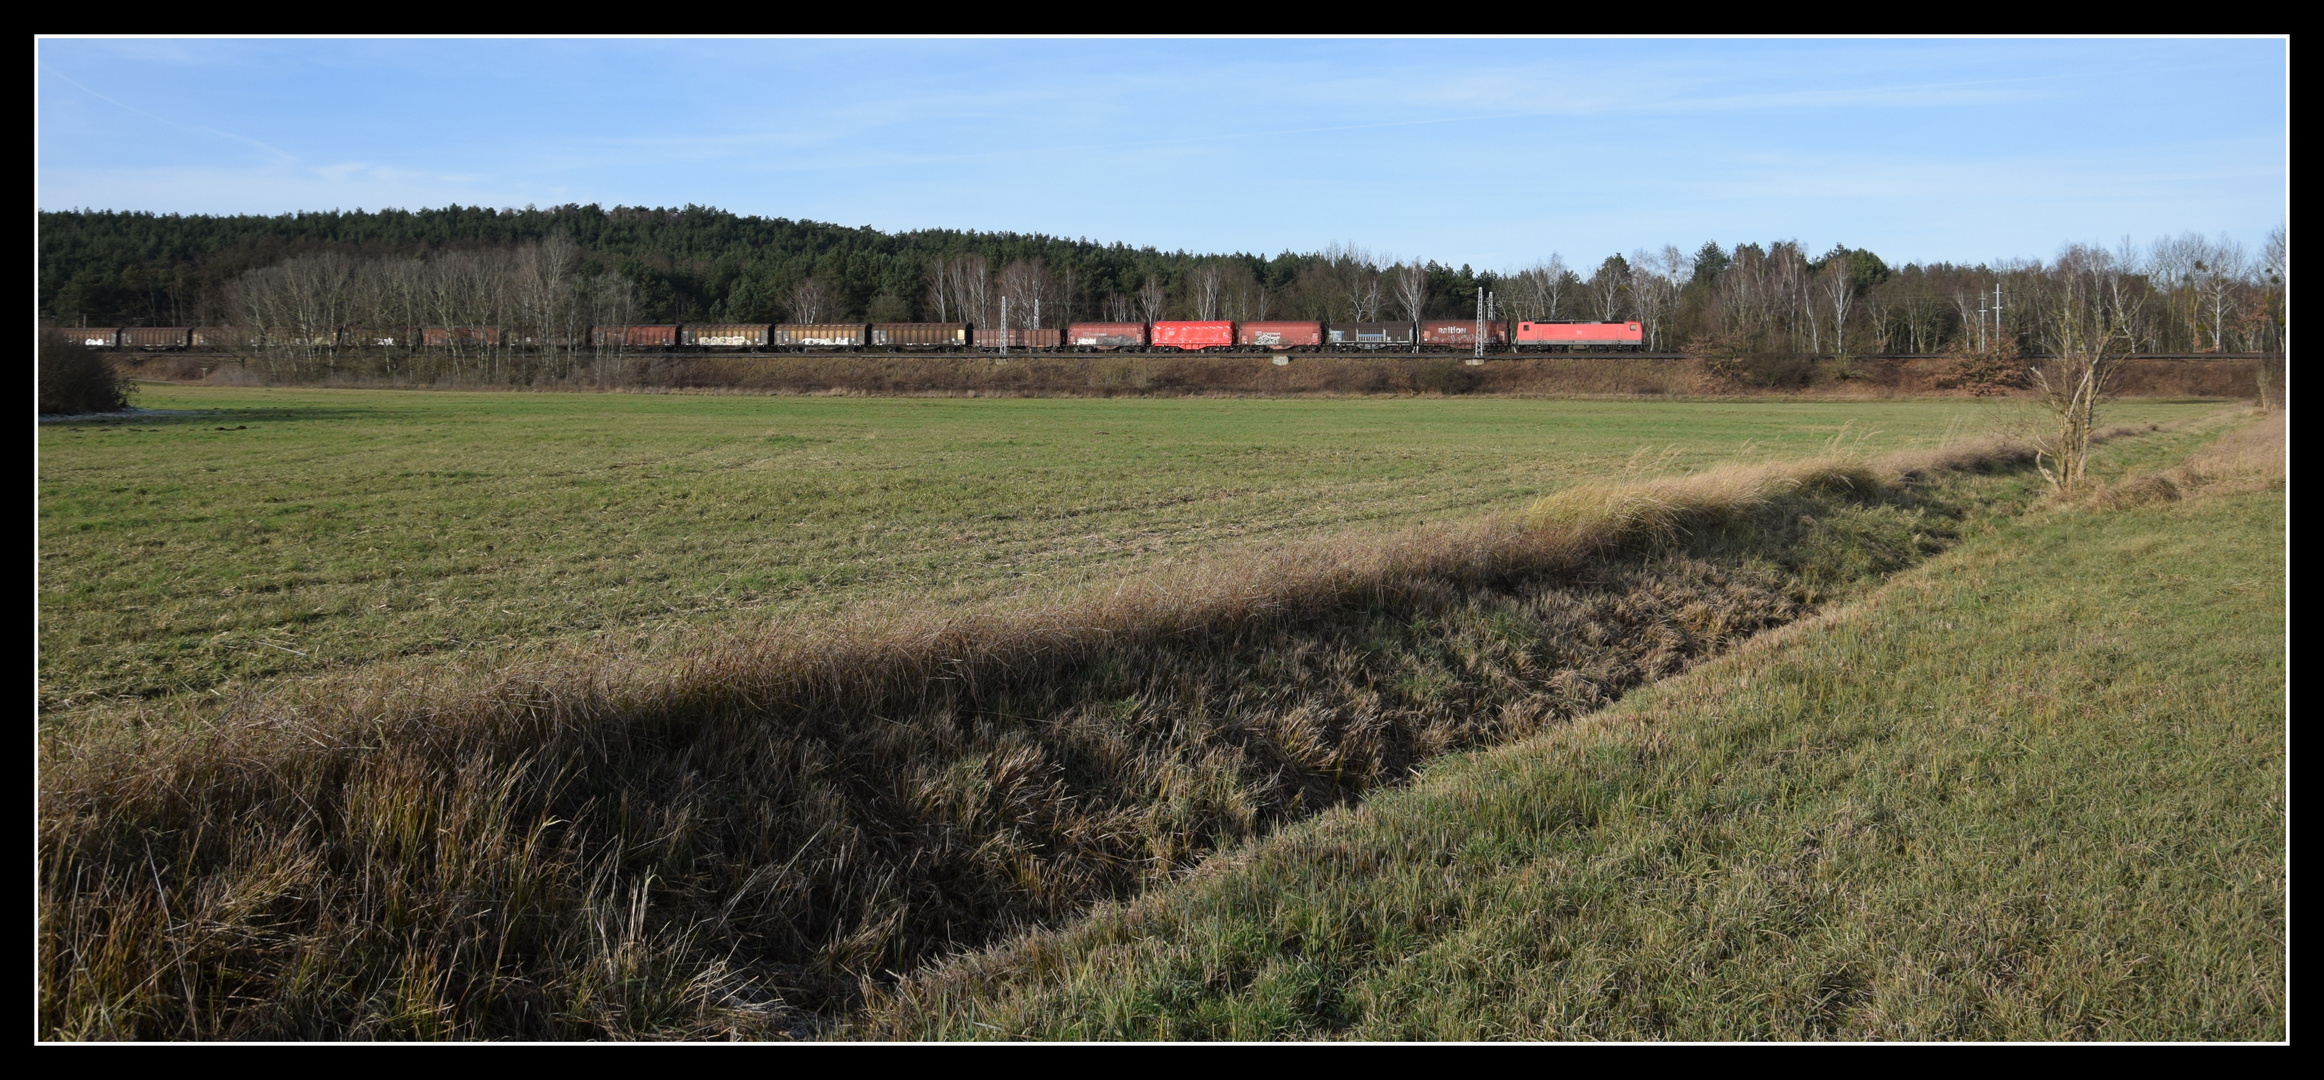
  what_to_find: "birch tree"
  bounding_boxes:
[1190,262,1226,320]
[789,277,834,323]
[1586,254,1630,322]
[1391,262,1429,323]
[1137,276,1167,323]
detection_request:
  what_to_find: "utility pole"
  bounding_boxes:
[1033,298,1040,352]
[1993,283,2003,351]
[1475,287,1485,360]
[999,296,1008,358]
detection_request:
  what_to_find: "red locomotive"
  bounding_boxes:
[1513,321,1643,351]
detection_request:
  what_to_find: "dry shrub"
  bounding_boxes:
[1932,339,2025,396]
[38,438,2039,1039]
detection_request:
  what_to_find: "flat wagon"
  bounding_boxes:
[973,327,1063,349]
[1514,321,1643,351]
[1237,321,1324,350]
[1326,322,1416,348]
[1151,321,1235,351]
[871,323,970,349]
[770,323,868,348]
[1068,322,1148,350]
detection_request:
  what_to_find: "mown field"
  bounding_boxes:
[35,384,2223,714]
[870,418,2288,1041]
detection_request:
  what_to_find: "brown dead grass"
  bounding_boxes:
[2089,409,2286,510]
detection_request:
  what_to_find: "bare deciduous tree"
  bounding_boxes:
[998,258,1056,328]
[1391,262,1429,323]
[2029,243,2139,496]
[1190,262,1226,320]
[2192,235,2248,352]
[789,277,834,323]
[1507,254,1571,323]
[1815,258,1855,355]
[1137,275,1167,323]
[1626,246,1690,350]
[1586,254,1630,322]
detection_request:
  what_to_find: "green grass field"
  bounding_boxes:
[869,435,2286,1040]
[37,384,2224,713]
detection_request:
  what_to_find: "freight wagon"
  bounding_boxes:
[681,323,771,347]
[871,323,970,349]
[591,325,681,348]
[1513,321,1644,351]
[349,327,417,348]
[1068,322,1147,350]
[1237,321,1324,350]
[65,328,120,348]
[770,323,868,348]
[1327,322,1417,348]
[191,327,250,349]
[1150,321,1234,351]
[1417,320,1507,348]
[423,327,506,348]
[973,327,1063,349]
[117,327,192,349]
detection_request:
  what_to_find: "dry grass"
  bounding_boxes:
[2089,410,2285,510]
[39,432,2086,1040]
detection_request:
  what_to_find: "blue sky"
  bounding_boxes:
[36,37,2286,270]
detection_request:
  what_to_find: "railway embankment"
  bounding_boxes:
[111,351,2279,400]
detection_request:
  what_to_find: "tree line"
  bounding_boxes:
[41,205,2285,364]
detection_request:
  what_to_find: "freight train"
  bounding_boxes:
[57,319,1647,354]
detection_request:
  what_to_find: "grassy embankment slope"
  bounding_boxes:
[869,416,2286,1040]
[42,384,2217,715]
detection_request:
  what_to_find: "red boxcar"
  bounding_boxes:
[1418,320,1508,348]
[1068,322,1147,349]
[1515,321,1643,350]
[973,327,1064,349]
[1237,321,1323,349]
[1151,321,1234,351]
[591,325,680,348]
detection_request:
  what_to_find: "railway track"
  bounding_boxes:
[103,349,2272,363]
